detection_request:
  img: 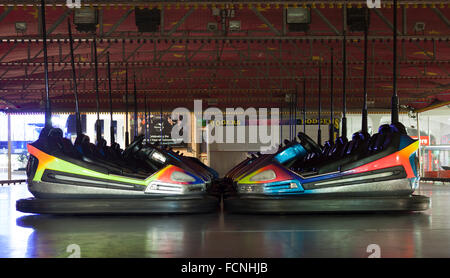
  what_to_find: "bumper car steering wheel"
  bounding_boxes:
[122,134,145,160]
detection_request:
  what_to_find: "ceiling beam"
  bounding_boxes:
[104,8,133,37]
[167,7,195,36]
[432,7,450,29]
[0,1,446,6]
[1,34,448,42]
[0,5,12,23]
[313,8,341,35]
[251,6,282,36]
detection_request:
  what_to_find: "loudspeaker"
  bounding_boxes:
[287,7,310,32]
[347,8,370,32]
[135,7,161,32]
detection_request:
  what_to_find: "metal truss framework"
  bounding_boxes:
[0,1,449,111]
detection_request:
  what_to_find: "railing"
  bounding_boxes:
[0,179,26,186]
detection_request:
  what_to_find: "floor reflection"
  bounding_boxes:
[3,183,450,258]
[0,183,33,258]
[16,214,223,258]
[15,210,432,258]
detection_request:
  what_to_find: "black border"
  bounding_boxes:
[0,258,444,277]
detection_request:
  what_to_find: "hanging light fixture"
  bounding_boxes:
[74,7,98,33]
[15,22,27,34]
[287,7,311,32]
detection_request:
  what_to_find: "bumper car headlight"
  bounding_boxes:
[145,181,205,194]
[249,170,276,182]
[171,171,196,183]
[151,151,167,164]
[237,184,265,193]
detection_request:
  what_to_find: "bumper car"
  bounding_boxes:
[224,123,430,213]
[220,136,310,195]
[17,130,218,214]
[16,17,218,214]
[224,17,430,213]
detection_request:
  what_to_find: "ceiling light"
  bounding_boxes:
[414,22,426,33]
[207,22,218,32]
[287,8,310,24]
[15,22,27,33]
[286,7,311,32]
[229,20,241,31]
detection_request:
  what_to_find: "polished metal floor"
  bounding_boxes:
[0,182,449,258]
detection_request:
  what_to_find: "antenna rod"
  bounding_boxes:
[362,14,369,134]
[93,36,101,144]
[280,101,283,143]
[329,48,334,142]
[67,19,82,138]
[41,0,52,129]
[317,61,322,145]
[133,73,138,138]
[303,77,306,133]
[144,93,148,141]
[125,66,129,147]
[391,0,399,124]
[289,92,292,141]
[291,91,294,141]
[294,83,298,139]
[160,104,163,145]
[106,52,115,145]
[342,29,347,140]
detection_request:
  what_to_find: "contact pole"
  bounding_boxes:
[41,0,52,129]
[392,0,399,124]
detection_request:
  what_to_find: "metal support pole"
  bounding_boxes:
[7,113,11,180]
[280,101,283,143]
[362,22,369,134]
[133,74,138,138]
[341,8,347,140]
[125,66,129,147]
[294,83,298,139]
[318,62,322,145]
[416,112,422,177]
[329,48,334,142]
[290,92,293,141]
[41,0,51,130]
[160,104,163,145]
[392,0,399,124]
[428,115,431,172]
[303,77,306,133]
[144,94,148,141]
[107,52,115,145]
[68,19,82,139]
[93,37,102,144]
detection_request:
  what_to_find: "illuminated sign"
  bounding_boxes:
[411,136,430,146]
